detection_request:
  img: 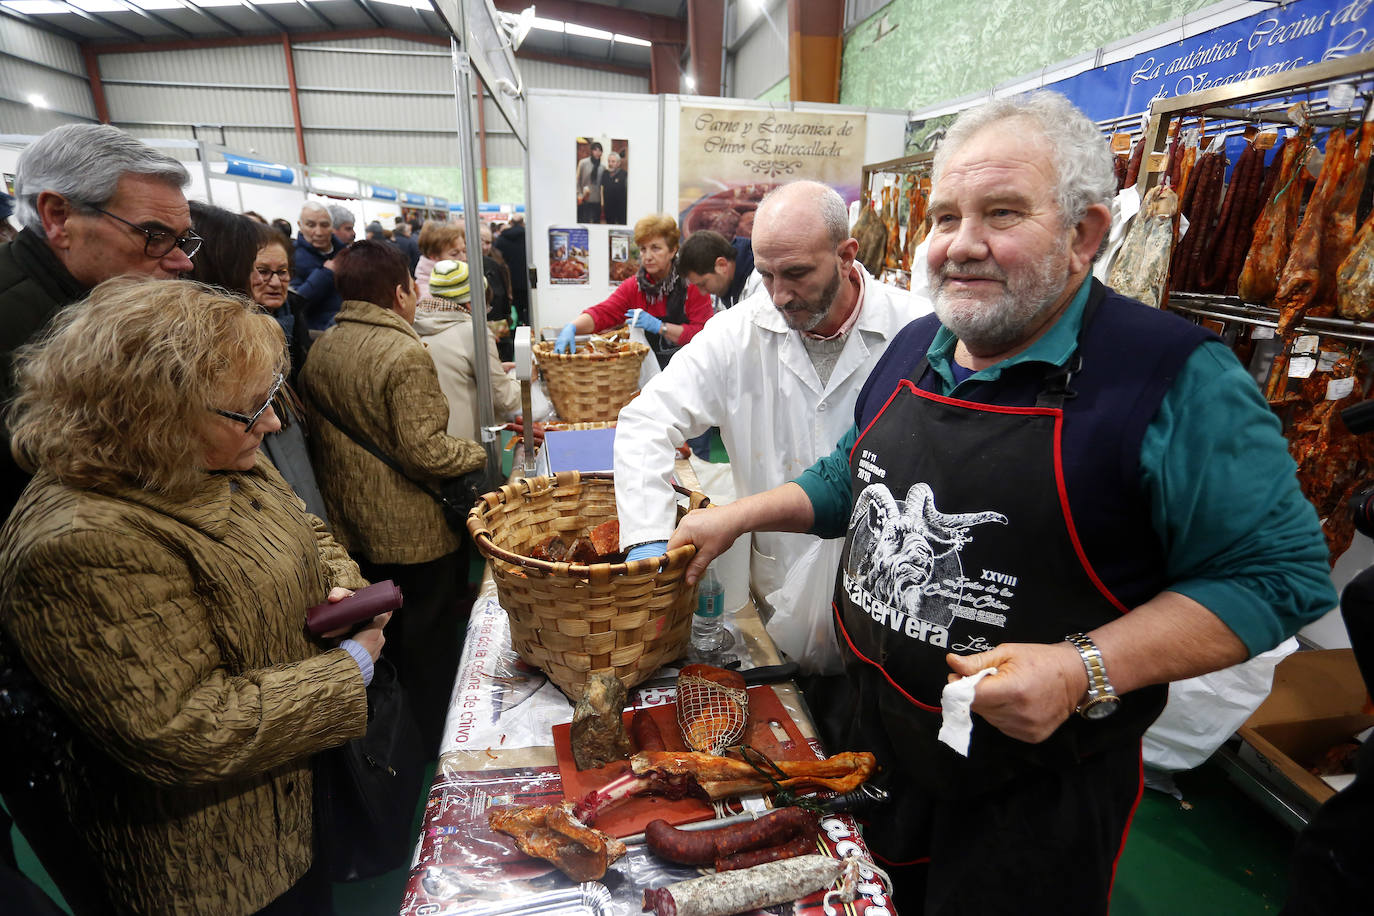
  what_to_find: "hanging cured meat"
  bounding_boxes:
[1237,125,1314,305]
[883,185,902,271]
[1169,150,1226,293]
[1123,136,1147,190]
[1319,121,1374,305]
[1198,140,1267,295]
[1337,210,1374,319]
[1107,184,1178,309]
[903,177,929,270]
[852,189,886,275]
[1272,129,1353,338]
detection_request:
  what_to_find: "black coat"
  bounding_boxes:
[493,224,527,292]
[0,228,87,520]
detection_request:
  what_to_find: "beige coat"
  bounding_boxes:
[413,302,523,441]
[301,299,486,565]
[0,455,370,915]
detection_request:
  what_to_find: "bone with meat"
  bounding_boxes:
[487,802,627,881]
[572,750,876,823]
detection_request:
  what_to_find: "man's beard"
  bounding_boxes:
[928,249,1068,353]
[778,267,843,332]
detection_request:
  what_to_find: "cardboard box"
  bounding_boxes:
[1236,649,1374,806]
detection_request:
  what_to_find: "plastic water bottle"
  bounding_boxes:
[691,564,726,653]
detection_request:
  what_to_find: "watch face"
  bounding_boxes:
[1081,695,1121,720]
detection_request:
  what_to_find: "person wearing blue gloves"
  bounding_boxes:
[553,212,713,368]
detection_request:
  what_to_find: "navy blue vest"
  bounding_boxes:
[854,280,1217,613]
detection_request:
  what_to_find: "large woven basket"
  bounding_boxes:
[467,471,707,699]
[535,328,648,424]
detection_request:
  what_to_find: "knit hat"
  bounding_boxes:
[429,259,471,302]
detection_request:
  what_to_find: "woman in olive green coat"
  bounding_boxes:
[0,278,386,915]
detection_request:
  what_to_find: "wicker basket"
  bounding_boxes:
[535,328,648,424]
[467,471,707,699]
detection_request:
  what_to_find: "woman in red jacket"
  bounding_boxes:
[554,213,713,367]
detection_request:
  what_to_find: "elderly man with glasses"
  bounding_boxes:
[0,123,195,914]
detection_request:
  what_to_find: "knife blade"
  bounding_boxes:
[633,661,799,692]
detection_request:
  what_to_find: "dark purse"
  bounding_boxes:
[314,655,427,882]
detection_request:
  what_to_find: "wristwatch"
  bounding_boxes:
[1066,632,1121,720]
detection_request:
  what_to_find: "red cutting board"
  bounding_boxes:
[552,685,811,839]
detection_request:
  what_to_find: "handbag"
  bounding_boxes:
[304,389,499,532]
[314,655,427,882]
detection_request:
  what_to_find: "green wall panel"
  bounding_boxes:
[756,76,791,103]
[839,0,1218,113]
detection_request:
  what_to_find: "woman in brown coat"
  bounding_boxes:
[0,278,386,915]
[300,240,486,755]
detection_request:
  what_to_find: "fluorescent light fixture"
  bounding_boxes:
[130,0,181,9]
[69,0,124,9]
[531,16,563,32]
[566,22,613,41]
[28,93,49,108]
[614,33,651,47]
[683,74,697,91]
[1,0,69,12]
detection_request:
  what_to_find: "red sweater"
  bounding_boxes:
[583,276,714,344]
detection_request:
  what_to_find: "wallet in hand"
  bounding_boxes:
[306,580,404,636]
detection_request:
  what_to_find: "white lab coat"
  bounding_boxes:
[614,265,932,674]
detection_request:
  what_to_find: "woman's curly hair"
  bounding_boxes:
[8,277,286,498]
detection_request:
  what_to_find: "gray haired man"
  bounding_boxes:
[0,122,193,914]
[327,203,356,246]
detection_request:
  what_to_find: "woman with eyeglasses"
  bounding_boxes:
[187,201,327,522]
[0,277,385,915]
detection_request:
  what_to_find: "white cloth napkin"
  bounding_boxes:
[937,667,998,757]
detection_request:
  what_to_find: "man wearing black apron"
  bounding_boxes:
[667,92,1335,914]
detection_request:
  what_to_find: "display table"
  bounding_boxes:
[395,467,894,916]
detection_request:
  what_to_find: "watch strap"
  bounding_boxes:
[1066,632,1116,713]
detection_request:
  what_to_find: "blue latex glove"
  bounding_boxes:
[554,322,578,354]
[626,541,668,563]
[625,308,663,334]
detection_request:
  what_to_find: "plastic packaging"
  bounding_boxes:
[691,565,726,653]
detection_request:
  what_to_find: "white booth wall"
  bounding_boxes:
[525,89,909,332]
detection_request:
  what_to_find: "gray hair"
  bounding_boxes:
[300,201,330,219]
[758,180,850,245]
[15,124,189,233]
[933,90,1115,229]
[326,203,355,227]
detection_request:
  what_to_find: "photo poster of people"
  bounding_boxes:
[575,137,630,225]
[549,226,590,285]
[608,228,638,287]
[677,106,867,240]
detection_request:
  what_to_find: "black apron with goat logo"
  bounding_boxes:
[833,313,1169,799]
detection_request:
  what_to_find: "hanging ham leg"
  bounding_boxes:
[1238,125,1313,304]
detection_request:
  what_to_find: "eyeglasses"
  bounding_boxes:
[211,373,284,432]
[253,266,291,283]
[79,202,203,259]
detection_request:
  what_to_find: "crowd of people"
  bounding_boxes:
[0,88,1353,916]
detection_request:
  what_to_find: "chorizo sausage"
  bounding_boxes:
[715,832,819,871]
[631,709,667,752]
[644,807,817,866]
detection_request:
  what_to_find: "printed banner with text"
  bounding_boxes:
[678,106,867,240]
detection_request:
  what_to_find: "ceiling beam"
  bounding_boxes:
[235,0,289,33]
[176,0,245,37]
[117,1,197,40]
[54,0,144,42]
[89,27,451,54]
[0,4,85,44]
[515,47,648,79]
[491,0,684,44]
[686,0,721,96]
[349,0,386,30]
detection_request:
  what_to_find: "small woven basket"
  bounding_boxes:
[535,328,648,424]
[467,471,707,699]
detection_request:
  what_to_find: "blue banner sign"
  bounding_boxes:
[1055,0,1371,123]
[223,154,294,184]
[401,192,426,206]
[432,197,448,209]
[370,186,397,201]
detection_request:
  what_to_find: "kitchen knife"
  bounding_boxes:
[633,661,799,692]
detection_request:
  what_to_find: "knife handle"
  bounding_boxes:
[739,662,800,685]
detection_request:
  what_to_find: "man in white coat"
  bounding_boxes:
[614,180,931,673]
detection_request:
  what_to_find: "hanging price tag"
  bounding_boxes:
[1288,356,1317,378]
[1148,152,1168,173]
[1292,334,1320,355]
[1254,130,1278,150]
[1287,102,1310,126]
[1111,132,1132,153]
[1318,350,1343,372]
[1327,376,1357,400]
[1252,326,1276,339]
